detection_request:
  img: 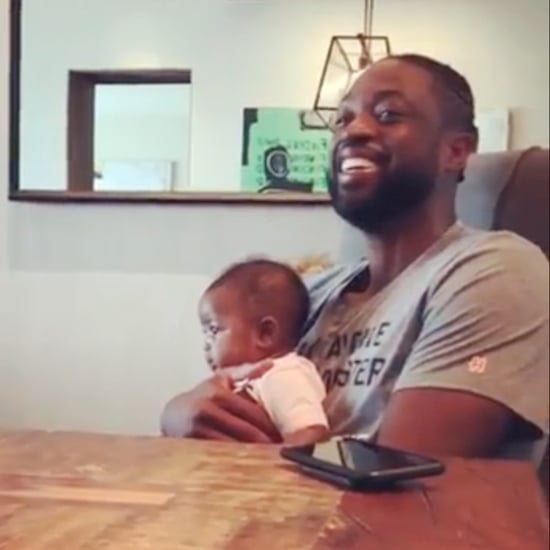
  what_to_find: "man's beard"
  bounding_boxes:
[328,157,438,235]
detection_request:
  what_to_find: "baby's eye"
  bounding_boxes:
[201,323,219,338]
[208,324,221,335]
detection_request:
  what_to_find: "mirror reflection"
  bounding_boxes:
[63,70,192,193]
[93,84,191,192]
[13,0,335,200]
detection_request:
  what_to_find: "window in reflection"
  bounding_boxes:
[67,70,191,193]
[93,83,191,192]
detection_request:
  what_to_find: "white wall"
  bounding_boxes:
[1,0,548,436]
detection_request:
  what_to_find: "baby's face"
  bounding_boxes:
[198,289,256,371]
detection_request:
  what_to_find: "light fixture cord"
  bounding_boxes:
[363,0,374,35]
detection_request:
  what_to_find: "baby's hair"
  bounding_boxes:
[206,258,310,347]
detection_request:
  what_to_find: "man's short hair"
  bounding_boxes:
[389,53,478,181]
[206,258,310,347]
[390,53,478,139]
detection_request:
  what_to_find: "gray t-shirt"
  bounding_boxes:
[298,223,549,461]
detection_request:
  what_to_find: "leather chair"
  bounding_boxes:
[337,147,550,496]
[456,147,549,256]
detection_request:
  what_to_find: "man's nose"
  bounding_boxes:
[341,112,379,140]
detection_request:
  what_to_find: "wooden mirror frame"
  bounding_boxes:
[7,0,330,205]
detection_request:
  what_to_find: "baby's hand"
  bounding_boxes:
[221,360,274,389]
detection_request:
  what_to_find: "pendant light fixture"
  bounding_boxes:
[312,0,391,129]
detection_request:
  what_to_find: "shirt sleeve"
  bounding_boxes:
[251,356,329,436]
[394,234,550,437]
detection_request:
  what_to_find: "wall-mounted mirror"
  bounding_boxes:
[9,0,333,203]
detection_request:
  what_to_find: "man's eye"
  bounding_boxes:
[331,118,343,132]
[333,111,353,128]
[376,109,403,123]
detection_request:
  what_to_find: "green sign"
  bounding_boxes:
[241,108,332,194]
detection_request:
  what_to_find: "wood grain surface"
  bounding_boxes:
[0,430,547,549]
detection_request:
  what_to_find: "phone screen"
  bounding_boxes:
[309,438,436,474]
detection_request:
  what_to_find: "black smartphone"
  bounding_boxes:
[280,437,445,490]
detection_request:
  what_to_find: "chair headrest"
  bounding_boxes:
[457,147,549,256]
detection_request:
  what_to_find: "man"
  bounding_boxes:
[162,54,549,458]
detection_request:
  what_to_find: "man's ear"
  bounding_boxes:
[442,131,478,176]
[255,316,279,350]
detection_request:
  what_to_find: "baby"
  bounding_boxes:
[198,258,329,446]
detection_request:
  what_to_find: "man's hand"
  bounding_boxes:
[160,361,281,443]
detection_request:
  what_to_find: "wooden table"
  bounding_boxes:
[0,431,547,549]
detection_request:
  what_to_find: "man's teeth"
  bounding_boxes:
[341,158,377,173]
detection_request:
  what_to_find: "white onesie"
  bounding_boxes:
[240,352,329,437]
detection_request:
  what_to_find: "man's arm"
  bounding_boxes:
[377,235,549,457]
[377,388,514,457]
